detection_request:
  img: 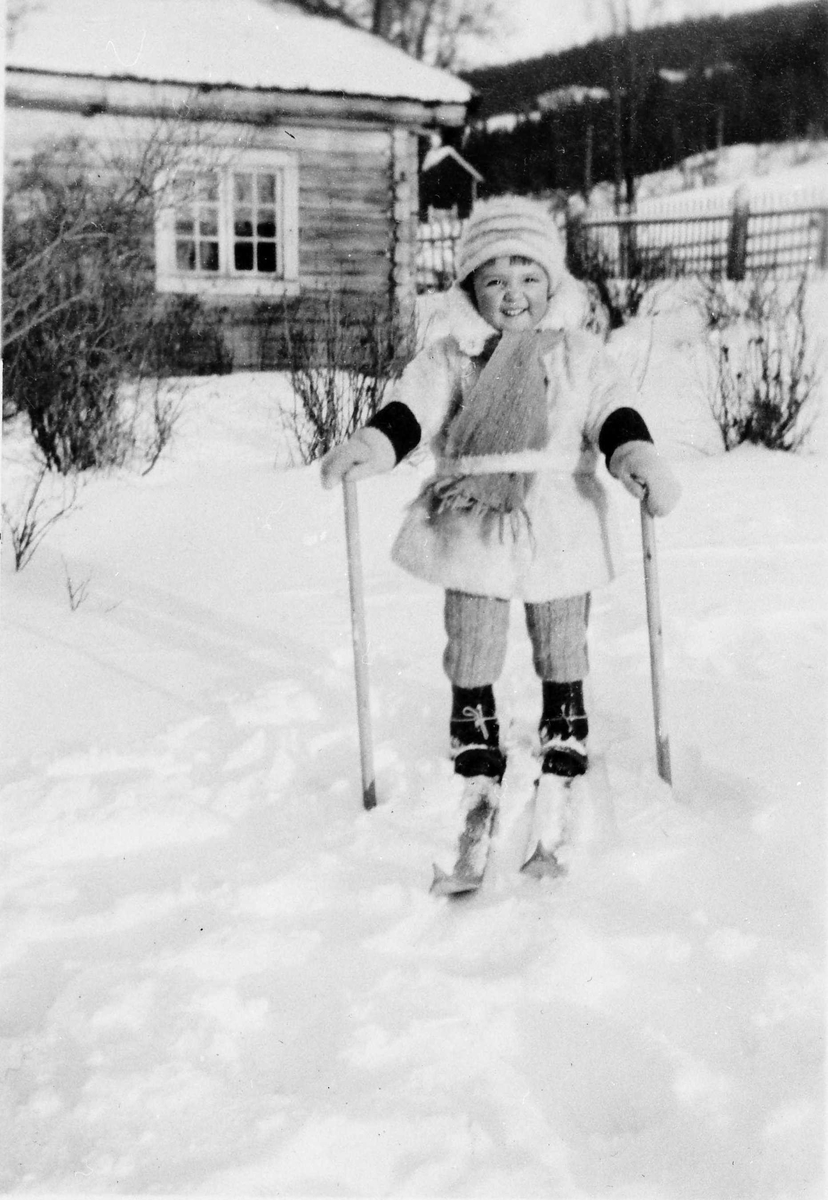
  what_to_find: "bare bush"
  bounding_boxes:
[140,385,185,476]
[2,467,81,571]
[113,371,187,476]
[2,129,214,475]
[144,293,233,377]
[4,138,151,471]
[281,292,416,464]
[705,275,820,452]
[63,559,92,611]
[566,211,670,332]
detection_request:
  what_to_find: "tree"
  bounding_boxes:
[329,0,503,69]
[603,0,664,211]
[371,0,393,38]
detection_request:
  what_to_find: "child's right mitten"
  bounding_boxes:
[320,427,396,489]
[609,440,681,517]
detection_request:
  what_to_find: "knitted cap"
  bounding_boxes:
[455,195,565,289]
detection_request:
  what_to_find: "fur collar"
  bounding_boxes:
[420,275,591,357]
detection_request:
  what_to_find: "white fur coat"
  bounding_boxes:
[387,282,637,602]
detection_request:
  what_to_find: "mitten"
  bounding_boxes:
[320,427,396,489]
[609,440,681,517]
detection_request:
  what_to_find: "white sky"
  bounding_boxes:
[463,0,815,67]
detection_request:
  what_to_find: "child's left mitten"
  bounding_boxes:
[609,441,681,517]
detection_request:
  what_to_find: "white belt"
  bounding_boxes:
[435,450,594,476]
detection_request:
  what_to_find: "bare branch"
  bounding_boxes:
[2,294,91,352]
[2,467,81,571]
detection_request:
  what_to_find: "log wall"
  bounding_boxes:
[5,100,425,369]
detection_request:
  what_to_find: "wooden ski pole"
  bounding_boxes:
[640,503,672,785]
[342,478,377,810]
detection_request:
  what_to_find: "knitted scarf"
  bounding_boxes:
[424,329,560,535]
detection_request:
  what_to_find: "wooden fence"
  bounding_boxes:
[416,212,465,292]
[417,200,828,291]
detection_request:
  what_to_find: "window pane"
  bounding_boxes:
[176,240,196,271]
[199,212,219,237]
[234,242,254,271]
[257,209,276,238]
[199,242,220,272]
[173,173,196,203]
[196,173,219,203]
[175,216,195,235]
[257,242,276,273]
[257,173,276,204]
[234,173,252,204]
[234,209,253,238]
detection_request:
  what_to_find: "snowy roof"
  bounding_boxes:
[421,145,483,181]
[5,0,472,105]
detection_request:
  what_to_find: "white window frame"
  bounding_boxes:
[154,148,299,297]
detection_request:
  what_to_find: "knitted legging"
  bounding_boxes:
[443,589,590,688]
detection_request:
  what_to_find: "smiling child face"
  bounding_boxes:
[471,255,551,333]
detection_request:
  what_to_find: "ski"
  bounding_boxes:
[521,771,578,879]
[430,775,500,896]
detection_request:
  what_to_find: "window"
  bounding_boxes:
[155,151,298,296]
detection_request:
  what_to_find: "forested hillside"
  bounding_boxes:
[460,2,826,199]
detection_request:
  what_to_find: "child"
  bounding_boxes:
[321,196,680,785]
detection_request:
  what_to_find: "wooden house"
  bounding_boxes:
[4,0,472,368]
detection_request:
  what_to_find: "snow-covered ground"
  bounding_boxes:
[589,138,828,215]
[2,272,826,1193]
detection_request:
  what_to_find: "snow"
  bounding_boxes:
[5,0,472,104]
[422,145,484,182]
[2,205,826,1196]
[589,139,828,216]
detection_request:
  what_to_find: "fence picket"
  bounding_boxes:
[417,200,828,290]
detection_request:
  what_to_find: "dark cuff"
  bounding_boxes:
[366,400,422,464]
[598,407,653,467]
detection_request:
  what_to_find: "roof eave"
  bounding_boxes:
[423,146,483,181]
[4,68,471,128]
